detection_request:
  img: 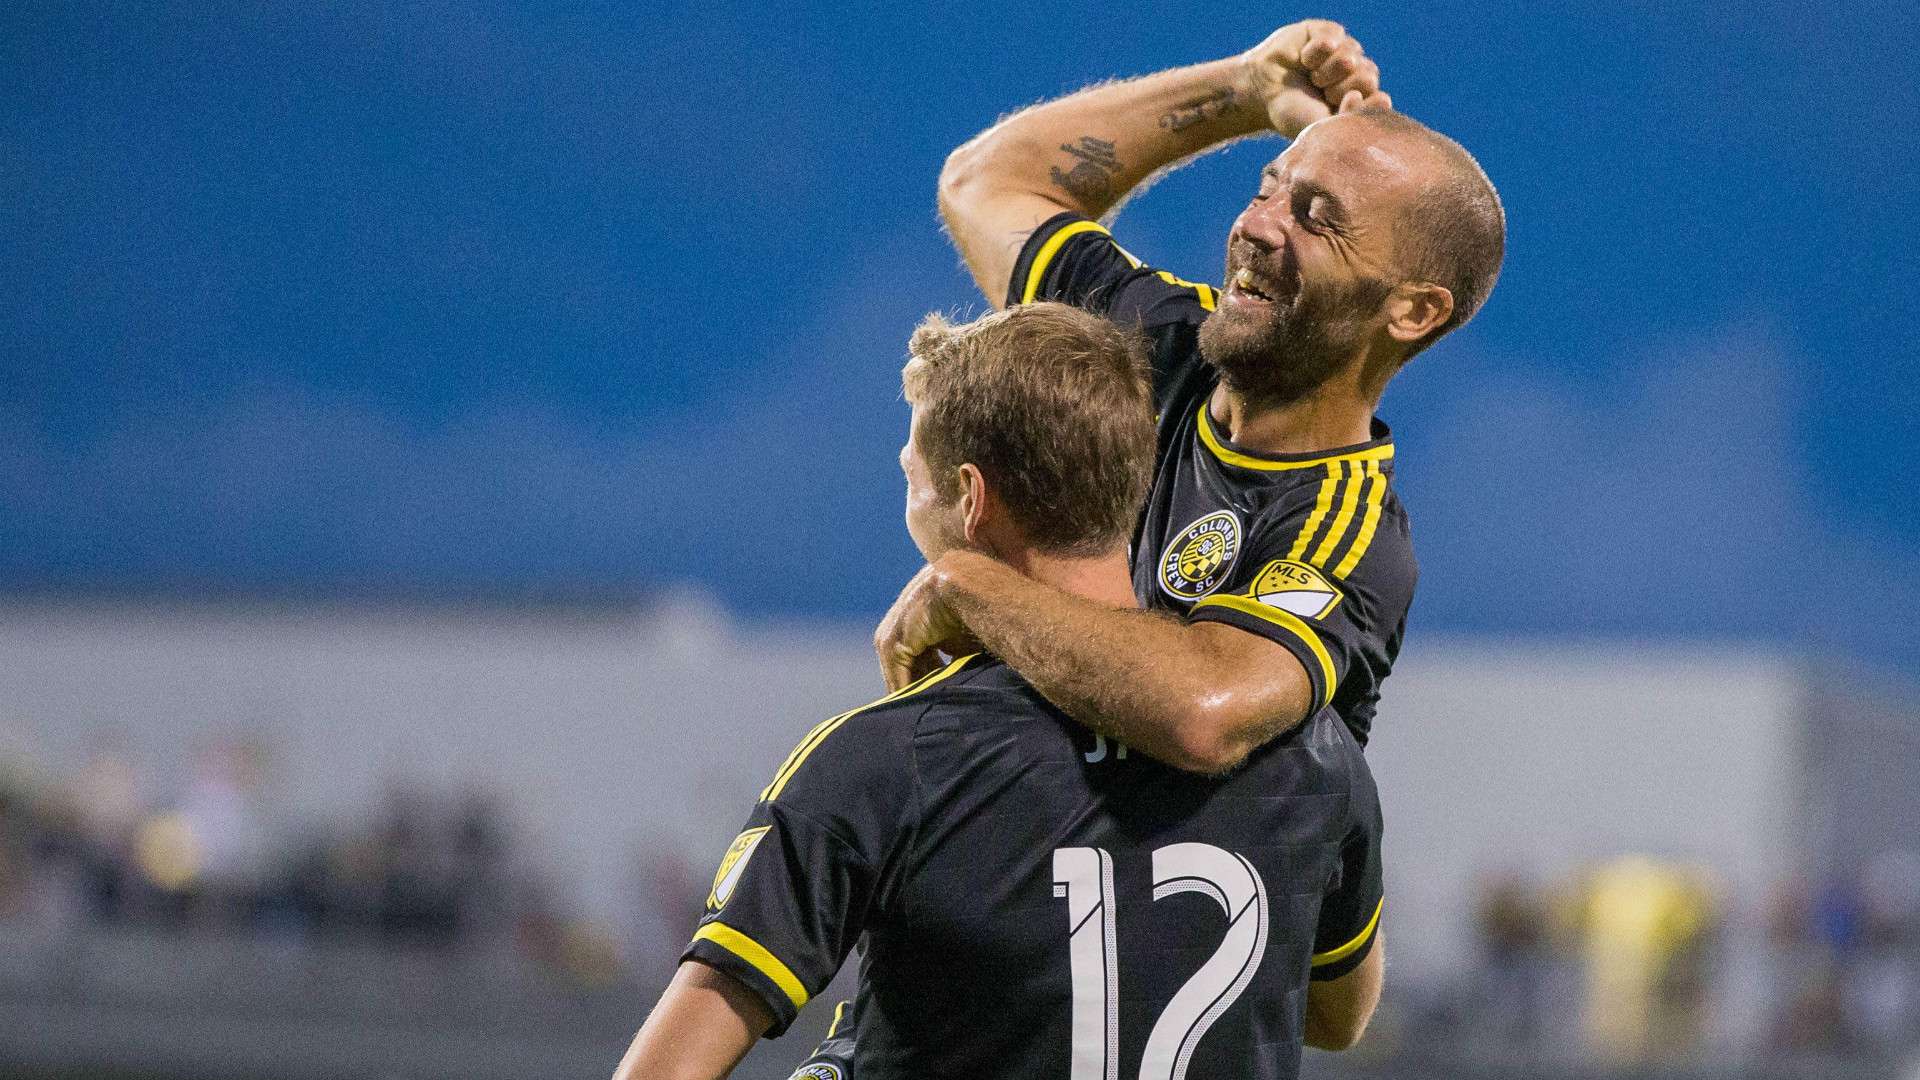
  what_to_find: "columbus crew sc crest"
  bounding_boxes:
[1159,510,1240,600]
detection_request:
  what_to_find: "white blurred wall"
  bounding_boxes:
[1366,643,1804,977]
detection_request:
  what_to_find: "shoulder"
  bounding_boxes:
[1239,449,1415,592]
[758,655,985,809]
[1011,213,1217,328]
[906,656,1059,736]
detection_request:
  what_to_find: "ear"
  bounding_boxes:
[956,463,990,545]
[1384,282,1453,346]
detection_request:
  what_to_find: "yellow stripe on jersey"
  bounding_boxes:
[1189,594,1336,709]
[692,921,811,1010]
[828,1000,849,1038]
[1332,461,1387,579]
[1287,461,1342,561]
[1153,270,1217,311]
[1311,459,1366,568]
[1196,404,1396,472]
[1312,898,1383,968]
[1020,220,1112,304]
[759,654,977,803]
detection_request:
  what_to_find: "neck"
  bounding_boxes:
[1208,357,1378,455]
[991,546,1139,609]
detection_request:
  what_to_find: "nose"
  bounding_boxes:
[1234,201,1288,258]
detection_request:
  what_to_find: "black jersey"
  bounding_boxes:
[1003,213,1419,746]
[686,653,1384,1080]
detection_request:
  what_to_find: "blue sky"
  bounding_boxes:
[3,2,1916,667]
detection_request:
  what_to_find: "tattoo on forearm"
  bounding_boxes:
[1050,136,1121,205]
[1159,87,1241,132]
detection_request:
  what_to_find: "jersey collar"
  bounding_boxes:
[1194,403,1395,472]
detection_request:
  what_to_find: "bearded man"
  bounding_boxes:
[874,19,1504,775]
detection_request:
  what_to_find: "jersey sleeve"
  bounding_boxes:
[680,700,923,1038]
[1184,458,1415,741]
[1007,212,1220,405]
[1311,746,1385,981]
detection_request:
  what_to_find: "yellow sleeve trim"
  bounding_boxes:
[1189,594,1336,710]
[760,653,978,802]
[1020,220,1112,304]
[1313,898,1383,967]
[691,921,811,1011]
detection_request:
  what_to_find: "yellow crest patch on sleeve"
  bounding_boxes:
[1246,559,1344,620]
[707,826,770,911]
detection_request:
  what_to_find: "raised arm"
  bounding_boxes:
[877,551,1312,774]
[938,20,1386,304]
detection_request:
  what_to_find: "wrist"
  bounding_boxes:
[1203,56,1274,139]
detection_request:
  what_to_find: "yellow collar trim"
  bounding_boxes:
[1195,404,1394,472]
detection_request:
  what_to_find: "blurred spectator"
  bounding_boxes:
[1571,856,1719,1065]
[1469,869,1554,1045]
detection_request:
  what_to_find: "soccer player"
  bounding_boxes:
[875,20,1504,771]
[611,304,1386,1080]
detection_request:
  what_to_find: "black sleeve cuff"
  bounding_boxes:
[1309,899,1383,982]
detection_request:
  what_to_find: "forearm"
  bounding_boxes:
[931,551,1305,773]
[1304,928,1385,1051]
[612,961,770,1080]
[938,55,1271,300]
[944,56,1267,224]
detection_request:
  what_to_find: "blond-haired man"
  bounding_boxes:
[613,304,1385,1080]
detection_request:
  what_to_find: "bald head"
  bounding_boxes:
[1341,108,1506,355]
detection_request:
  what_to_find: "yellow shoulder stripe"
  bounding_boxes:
[1309,459,1366,567]
[1020,220,1111,303]
[1312,898,1383,967]
[1018,221,1210,308]
[1286,462,1341,561]
[1189,594,1336,710]
[692,921,810,1010]
[759,653,977,802]
[1153,270,1216,311]
[1196,404,1396,472]
[1332,461,1387,579]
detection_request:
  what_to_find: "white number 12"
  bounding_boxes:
[1052,843,1270,1080]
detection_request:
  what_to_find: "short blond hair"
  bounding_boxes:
[902,302,1155,556]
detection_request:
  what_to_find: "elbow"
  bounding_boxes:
[1162,700,1258,776]
[1303,993,1379,1052]
[936,138,986,229]
[1303,1014,1373,1053]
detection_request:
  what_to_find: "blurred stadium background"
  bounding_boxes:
[3,3,1916,1079]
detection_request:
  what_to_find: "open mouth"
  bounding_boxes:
[1225,266,1287,306]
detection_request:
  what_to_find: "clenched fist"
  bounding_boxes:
[874,563,979,692]
[1236,20,1392,138]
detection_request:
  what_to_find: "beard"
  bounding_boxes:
[1198,262,1393,408]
